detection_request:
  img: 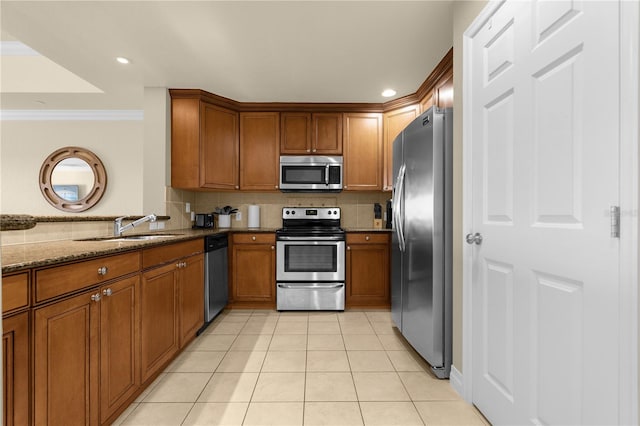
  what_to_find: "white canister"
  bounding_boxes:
[218,214,231,228]
[248,205,260,228]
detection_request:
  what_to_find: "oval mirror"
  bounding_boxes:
[39,147,107,212]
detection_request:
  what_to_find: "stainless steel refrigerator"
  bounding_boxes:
[391,106,452,379]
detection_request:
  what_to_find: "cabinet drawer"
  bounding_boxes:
[142,239,203,269]
[346,233,389,244]
[35,252,140,303]
[232,233,275,244]
[3,272,29,313]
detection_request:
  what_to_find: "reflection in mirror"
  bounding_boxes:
[51,158,95,201]
[39,146,107,212]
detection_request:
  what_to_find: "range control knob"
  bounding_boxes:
[328,211,332,215]
[285,210,290,215]
[292,211,296,215]
[334,210,338,215]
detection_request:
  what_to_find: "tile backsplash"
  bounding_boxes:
[0,188,390,245]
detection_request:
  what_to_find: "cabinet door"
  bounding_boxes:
[3,312,29,426]
[383,106,420,191]
[201,103,239,190]
[179,253,204,347]
[343,113,383,191]
[280,112,311,154]
[240,112,280,191]
[34,290,99,426]
[346,234,390,307]
[140,263,179,382]
[232,241,275,303]
[171,97,201,189]
[100,276,140,424]
[313,113,343,154]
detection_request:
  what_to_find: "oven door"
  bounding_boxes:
[276,238,345,282]
[277,282,345,311]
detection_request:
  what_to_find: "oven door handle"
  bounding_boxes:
[276,236,345,241]
[277,283,344,289]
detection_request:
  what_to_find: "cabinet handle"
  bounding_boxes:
[235,185,239,189]
[182,261,187,268]
[252,236,256,241]
[271,246,275,250]
[365,235,370,241]
[306,149,311,153]
[344,185,347,189]
[91,293,101,302]
[102,288,112,297]
[176,263,181,268]
[312,149,317,153]
[275,185,278,189]
[97,266,108,276]
[347,246,351,250]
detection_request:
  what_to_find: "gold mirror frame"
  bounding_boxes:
[39,146,107,212]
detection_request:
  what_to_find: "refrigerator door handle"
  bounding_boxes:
[394,164,407,252]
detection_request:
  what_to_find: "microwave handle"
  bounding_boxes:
[325,164,330,185]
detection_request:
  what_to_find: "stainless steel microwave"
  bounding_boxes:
[279,155,343,192]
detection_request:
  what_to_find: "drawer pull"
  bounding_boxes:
[91,293,101,302]
[271,246,275,250]
[102,288,112,297]
[97,266,108,276]
[347,246,351,251]
[252,236,256,241]
[365,235,370,241]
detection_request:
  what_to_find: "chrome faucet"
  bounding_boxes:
[114,214,157,237]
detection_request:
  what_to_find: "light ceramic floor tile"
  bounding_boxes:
[359,401,424,425]
[229,334,272,351]
[251,372,306,402]
[307,334,345,350]
[377,333,413,351]
[371,321,398,335]
[142,372,212,402]
[181,402,248,426]
[274,321,308,334]
[218,314,251,323]
[269,334,307,351]
[306,350,350,372]
[261,350,306,372]
[338,312,368,322]
[352,372,411,401]
[398,371,460,401]
[340,322,375,335]
[240,321,277,335]
[347,351,394,372]
[414,401,489,425]
[304,402,364,426]
[342,334,383,350]
[186,334,236,351]
[120,402,193,425]
[197,372,259,402]
[277,312,309,321]
[216,351,267,373]
[111,402,139,425]
[250,310,280,318]
[204,321,245,335]
[365,312,393,322]
[308,312,339,322]
[305,372,358,401]
[242,402,303,426]
[134,373,166,402]
[165,351,225,373]
[387,350,428,372]
[308,321,342,334]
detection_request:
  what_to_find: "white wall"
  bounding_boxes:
[1,118,145,215]
[143,88,171,215]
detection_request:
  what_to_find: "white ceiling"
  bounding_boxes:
[0,1,454,109]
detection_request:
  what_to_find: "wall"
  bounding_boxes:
[451,0,487,374]
[0,118,144,216]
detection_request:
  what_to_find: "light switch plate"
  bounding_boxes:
[185,202,191,213]
[236,212,242,221]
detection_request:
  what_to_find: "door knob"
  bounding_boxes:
[465,233,483,245]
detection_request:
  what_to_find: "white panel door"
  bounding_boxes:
[469,1,620,424]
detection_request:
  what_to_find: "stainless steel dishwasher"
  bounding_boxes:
[199,234,228,333]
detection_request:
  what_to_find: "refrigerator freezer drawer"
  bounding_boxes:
[276,282,345,311]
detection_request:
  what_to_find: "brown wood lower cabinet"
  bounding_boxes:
[230,233,276,308]
[34,288,100,426]
[178,253,204,347]
[3,311,29,426]
[346,233,390,308]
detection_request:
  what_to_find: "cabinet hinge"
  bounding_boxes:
[610,206,620,238]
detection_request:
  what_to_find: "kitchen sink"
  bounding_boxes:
[75,233,183,242]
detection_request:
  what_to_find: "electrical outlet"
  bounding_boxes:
[157,222,165,230]
[149,222,158,230]
[185,202,191,213]
[236,211,242,221]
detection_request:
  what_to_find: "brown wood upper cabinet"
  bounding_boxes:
[343,112,383,191]
[383,105,420,192]
[171,97,239,190]
[240,112,280,191]
[280,112,343,155]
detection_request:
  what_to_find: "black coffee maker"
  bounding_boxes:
[385,199,392,229]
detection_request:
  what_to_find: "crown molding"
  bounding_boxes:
[0,110,144,121]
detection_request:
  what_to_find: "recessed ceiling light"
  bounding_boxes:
[116,57,130,64]
[381,89,397,98]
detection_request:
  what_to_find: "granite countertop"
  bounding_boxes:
[1,227,277,274]
[343,228,392,232]
[1,214,173,231]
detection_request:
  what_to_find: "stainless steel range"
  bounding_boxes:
[276,207,345,311]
